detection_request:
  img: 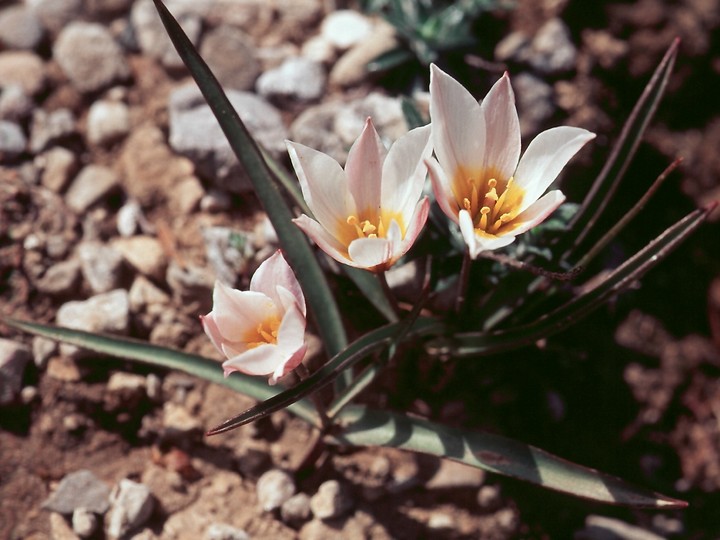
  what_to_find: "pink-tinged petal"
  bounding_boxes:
[286,140,354,231]
[348,237,392,270]
[269,344,307,385]
[474,234,517,254]
[458,209,480,258]
[293,214,356,267]
[396,197,430,260]
[200,314,224,354]
[211,281,274,341]
[481,72,521,181]
[381,124,432,220]
[345,118,386,213]
[275,285,303,319]
[429,64,486,178]
[276,301,306,354]
[514,127,596,210]
[250,251,306,317]
[222,344,288,378]
[508,190,566,237]
[427,157,460,223]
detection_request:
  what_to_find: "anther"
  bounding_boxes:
[479,206,491,230]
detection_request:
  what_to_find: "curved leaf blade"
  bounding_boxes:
[331,405,687,508]
[151,0,347,359]
[2,317,320,428]
[428,206,711,357]
[563,38,679,258]
[206,317,443,435]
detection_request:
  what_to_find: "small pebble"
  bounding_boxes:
[310,479,353,520]
[256,469,295,512]
[280,492,311,524]
[205,523,250,540]
[71,507,97,538]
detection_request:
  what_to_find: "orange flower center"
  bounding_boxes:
[244,314,281,349]
[453,169,525,236]
[339,210,406,246]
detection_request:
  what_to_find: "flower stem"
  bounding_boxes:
[455,250,472,315]
[377,270,401,318]
[479,251,581,281]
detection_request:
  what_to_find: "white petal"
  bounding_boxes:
[427,157,460,223]
[480,72,521,181]
[293,215,356,267]
[222,344,287,378]
[345,118,386,214]
[200,313,224,355]
[250,251,305,316]
[508,190,566,237]
[276,301,306,354]
[458,209,480,258]
[348,237,392,270]
[286,140,354,231]
[429,64,486,179]
[211,282,274,341]
[269,344,307,385]
[381,124,432,220]
[396,197,430,262]
[474,234,516,252]
[514,127,595,210]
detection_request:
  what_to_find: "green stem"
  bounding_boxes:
[377,270,401,318]
[455,250,472,315]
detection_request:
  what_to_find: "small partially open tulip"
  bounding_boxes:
[427,64,596,258]
[287,118,432,271]
[201,251,307,385]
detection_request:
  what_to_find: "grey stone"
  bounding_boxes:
[131,0,202,70]
[56,289,130,358]
[85,0,134,16]
[41,469,111,515]
[78,241,124,294]
[166,261,213,311]
[53,22,130,93]
[528,18,577,75]
[280,493,311,524]
[575,515,665,540]
[320,10,373,50]
[39,146,77,192]
[334,93,407,149]
[65,165,119,213]
[26,0,83,36]
[168,84,287,192]
[0,338,32,406]
[289,100,347,164]
[202,227,252,286]
[310,479,353,520]
[34,258,81,296]
[205,523,250,540]
[513,72,555,137]
[86,99,130,146]
[107,479,155,538]
[0,85,33,121]
[71,507,98,538]
[0,120,26,159]
[0,51,45,95]
[200,25,260,91]
[256,469,295,512]
[128,275,170,313]
[0,6,44,50]
[257,57,325,102]
[29,108,75,154]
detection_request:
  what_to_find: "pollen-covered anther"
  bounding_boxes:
[479,206,491,230]
[491,213,513,232]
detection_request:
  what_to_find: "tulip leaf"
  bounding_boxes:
[2,317,320,428]
[563,38,679,259]
[206,317,443,435]
[151,0,347,359]
[427,206,711,358]
[331,405,687,508]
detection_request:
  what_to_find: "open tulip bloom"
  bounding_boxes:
[287,118,433,272]
[201,251,307,385]
[427,64,596,259]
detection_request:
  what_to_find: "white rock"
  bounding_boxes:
[65,165,119,213]
[310,479,353,520]
[107,479,155,538]
[86,100,130,146]
[78,241,124,294]
[256,57,325,102]
[71,507,98,538]
[39,146,77,193]
[256,469,295,512]
[205,523,250,540]
[320,10,373,50]
[112,236,167,280]
[0,338,32,405]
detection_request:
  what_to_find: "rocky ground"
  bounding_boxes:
[1,0,720,538]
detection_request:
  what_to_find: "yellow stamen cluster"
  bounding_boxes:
[460,176,521,235]
[347,215,386,239]
[245,315,281,349]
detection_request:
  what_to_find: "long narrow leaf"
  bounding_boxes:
[428,206,711,358]
[206,317,443,435]
[2,317,320,428]
[151,0,347,359]
[331,405,687,508]
[563,38,679,257]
